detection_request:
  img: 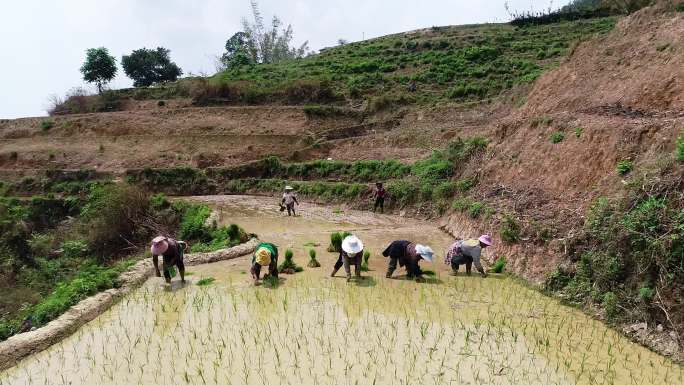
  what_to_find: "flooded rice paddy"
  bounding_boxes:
[1,196,681,385]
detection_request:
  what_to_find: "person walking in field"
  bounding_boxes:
[251,242,279,283]
[151,236,188,284]
[282,186,299,216]
[382,240,434,282]
[373,182,386,213]
[330,235,365,282]
[444,235,492,277]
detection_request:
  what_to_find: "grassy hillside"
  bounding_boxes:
[52,17,616,115]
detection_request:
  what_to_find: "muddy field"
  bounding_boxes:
[0,196,681,385]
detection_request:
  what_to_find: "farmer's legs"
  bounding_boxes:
[331,255,343,276]
[386,257,398,278]
[466,262,472,275]
[407,259,423,280]
[374,197,384,213]
[251,263,262,280]
[343,255,352,280]
[176,258,186,283]
[353,255,361,277]
[268,258,279,278]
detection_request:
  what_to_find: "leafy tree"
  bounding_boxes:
[239,0,309,65]
[219,32,253,69]
[80,48,117,93]
[121,47,183,87]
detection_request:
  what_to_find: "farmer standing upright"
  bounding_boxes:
[282,186,299,216]
[151,236,188,284]
[330,235,365,282]
[444,235,492,277]
[373,182,386,213]
[382,240,434,282]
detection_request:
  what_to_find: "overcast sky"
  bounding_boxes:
[0,0,570,119]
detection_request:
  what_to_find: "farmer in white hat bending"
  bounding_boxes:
[281,186,299,217]
[151,236,188,284]
[382,240,434,282]
[331,235,365,281]
[444,235,492,277]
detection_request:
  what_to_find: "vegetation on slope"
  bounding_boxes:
[0,185,247,341]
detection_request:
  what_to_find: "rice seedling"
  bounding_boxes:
[278,249,304,274]
[360,250,371,272]
[491,257,506,273]
[196,277,215,286]
[307,249,321,268]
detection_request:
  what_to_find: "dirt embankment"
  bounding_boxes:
[0,239,259,371]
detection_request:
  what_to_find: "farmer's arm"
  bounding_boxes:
[294,195,299,205]
[153,255,161,277]
[473,253,487,277]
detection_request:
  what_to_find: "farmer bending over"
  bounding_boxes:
[331,235,364,282]
[251,242,279,283]
[373,182,386,213]
[382,240,434,282]
[282,186,299,216]
[151,236,188,284]
[444,235,492,277]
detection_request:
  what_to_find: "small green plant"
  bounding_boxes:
[616,160,633,175]
[655,43,670,52]
[638,286,654,303]
[60,240,89,259]
[279,249,303,274]
[491,257,506,273]
[602,291,619,321]
[307,249,321,268]
[550,132,565,144]
[676,132,684,162]
[40,120,55,131]
[361,250,370,272]
[575,127,583,138]
[98,144,105,152]
[500,215,520,244]
[197,277,216,286]
[157,100,166,107]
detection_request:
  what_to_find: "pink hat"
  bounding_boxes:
[478,234,493,247]
[151,236,169,255]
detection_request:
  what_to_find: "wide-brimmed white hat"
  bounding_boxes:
[341,235,364,254]
[415,244,434,262]
[285,186,294,190]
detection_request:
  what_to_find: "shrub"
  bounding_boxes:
[500,215,520,243]
[638,286,654,303]
[550,132,565,144]
[80,184,152,259]
[602,291,619,321]
[491,257,506,273]
[575,127,583,138]
[28,233,54,257]
[29,262,130,328]
[677,132,684,162]
[178,203,212,240]
[616,160,633,175]
[40,120,55,131]
[60,240,89,259]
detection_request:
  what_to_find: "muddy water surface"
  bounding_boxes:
[1,196,681,385]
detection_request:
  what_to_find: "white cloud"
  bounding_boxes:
[0,0,569,118]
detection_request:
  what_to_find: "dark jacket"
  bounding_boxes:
[383,240,418,267]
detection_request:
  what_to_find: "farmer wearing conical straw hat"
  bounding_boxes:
[331,235,365,282]
[151,236,188,284]
[445,235,492,277]
[281,186,299,216]
[382,240,434,282]
[251,242,279,283]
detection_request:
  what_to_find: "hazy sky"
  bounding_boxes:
[0,0,569,119]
